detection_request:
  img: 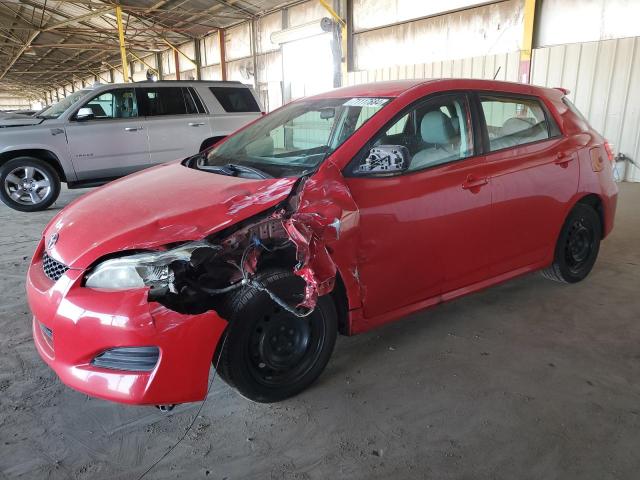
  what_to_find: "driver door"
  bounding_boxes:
[65,87,150,180]
[344,93,492,319]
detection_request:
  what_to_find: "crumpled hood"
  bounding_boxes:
[0,115,44,127]
[45,161,298,269]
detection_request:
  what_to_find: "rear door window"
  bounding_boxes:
[479,95,558,152]
[209,86,260,112]
[137,87,191,116]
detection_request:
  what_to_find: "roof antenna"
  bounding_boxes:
[493,66,501,80]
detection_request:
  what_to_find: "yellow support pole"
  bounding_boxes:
[115,5,129,82]
[519,0,536,84]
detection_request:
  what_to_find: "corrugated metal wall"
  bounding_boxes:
[532,37,640,182]
[344,51,521,84]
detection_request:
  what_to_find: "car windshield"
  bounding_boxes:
[37,89,90,119]
[202,97,390,178]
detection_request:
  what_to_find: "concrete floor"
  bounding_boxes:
[1,183,639,480]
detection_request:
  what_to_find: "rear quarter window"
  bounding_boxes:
[209,87,260,113]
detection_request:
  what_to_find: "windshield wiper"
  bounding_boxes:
[197,162,272,179]
[225,163,272,179]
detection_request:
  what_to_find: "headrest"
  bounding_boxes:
[420,111,456,145]
[502,117,535,136]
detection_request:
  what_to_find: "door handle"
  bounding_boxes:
[462,175,488,190]
[188,122,205,127]
[124,126,143,132]
[554,152,574,166]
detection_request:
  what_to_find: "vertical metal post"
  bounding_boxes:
[155,52,164,80]
[174,49,181,80]
[219,29,227,81]
[519,0,537,84]
[319,0,347,85]
[194,39,202,80]
[115,5,130,82]
[251,18,258,88]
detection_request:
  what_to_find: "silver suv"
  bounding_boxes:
[0,81,262,211]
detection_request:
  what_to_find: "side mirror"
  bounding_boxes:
[356,145,410,174]
[76,107,95,121]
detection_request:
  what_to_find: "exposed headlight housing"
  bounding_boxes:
[85,241,213,291]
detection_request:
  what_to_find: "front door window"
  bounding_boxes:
[81,89,138,119]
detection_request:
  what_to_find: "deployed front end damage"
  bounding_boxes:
[144,161,360,320]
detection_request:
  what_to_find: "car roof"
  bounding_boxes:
[308,78,561,100]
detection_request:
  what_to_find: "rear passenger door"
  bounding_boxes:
[137,86,212,164]
[477,92,579,276]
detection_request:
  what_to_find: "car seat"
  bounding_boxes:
[410,110,460,169]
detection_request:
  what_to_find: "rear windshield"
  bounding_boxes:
[209,87,260,113]
[563,98,589,124]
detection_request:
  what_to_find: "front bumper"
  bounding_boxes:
[27,241,227,405]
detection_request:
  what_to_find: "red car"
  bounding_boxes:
[28,79,618,407]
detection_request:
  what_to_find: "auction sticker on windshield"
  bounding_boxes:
[343,98,389,107]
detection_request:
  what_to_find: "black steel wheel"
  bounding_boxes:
[542,203,601,283]
[216,268,338,403]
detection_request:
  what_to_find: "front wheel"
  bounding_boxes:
[0,157,61,212]
[541,204,601,283]
[216,269,338,403]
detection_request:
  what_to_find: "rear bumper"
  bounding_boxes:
[28,242,227,405]
[602,189,618,238]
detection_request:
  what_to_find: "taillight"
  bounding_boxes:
[604,141,615,164]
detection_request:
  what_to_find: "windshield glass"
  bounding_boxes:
[203,97,390,178]
[38,89,90,119]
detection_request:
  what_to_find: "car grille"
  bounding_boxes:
[42,252,69,282]
[91,347,160,372]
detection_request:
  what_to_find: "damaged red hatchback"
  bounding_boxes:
[28,79,617,406]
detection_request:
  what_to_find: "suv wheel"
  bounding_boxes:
[216,268,338,403]
[541,204,601,283]
[0,157,61,212]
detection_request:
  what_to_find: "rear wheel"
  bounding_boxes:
[541,204,601,283]
[216,268,338,403]
[0,157,60,212]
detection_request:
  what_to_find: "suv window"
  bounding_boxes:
[479,95,556,151]
[359,94,473,173]
[137,87,192,116]
[81,89,137,119]
[209,86,260,113]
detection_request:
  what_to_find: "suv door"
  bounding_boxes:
[65,87,149,180]
[137,86,212,164]
[344,93,492,319]
[476,93,578,275]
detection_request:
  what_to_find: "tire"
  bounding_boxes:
[0,157,61,212]
[215,268,338,403]
[541,204,601,283]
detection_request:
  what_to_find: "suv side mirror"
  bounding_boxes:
[355,145,410,174]
[76,107,95,121]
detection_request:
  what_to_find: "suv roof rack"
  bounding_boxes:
[132,80,244,84]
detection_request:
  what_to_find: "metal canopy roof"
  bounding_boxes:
[0,0,292,97]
